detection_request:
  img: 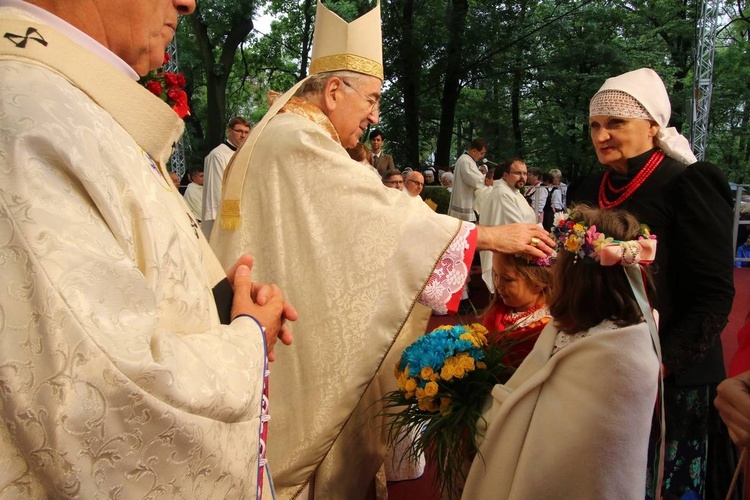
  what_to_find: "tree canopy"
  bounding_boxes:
[176,0,750,183]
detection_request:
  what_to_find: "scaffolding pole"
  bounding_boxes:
[165,42,188,180]
[690,0,720,161]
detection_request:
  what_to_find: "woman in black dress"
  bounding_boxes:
[567,68,736,499]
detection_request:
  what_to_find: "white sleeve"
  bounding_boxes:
[183,183,203,219]
[462,161,486,190]
[202,148,228,221]
[419,222,474,313]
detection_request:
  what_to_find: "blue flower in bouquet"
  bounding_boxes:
[394,324,489,410]
[382,322,515,496]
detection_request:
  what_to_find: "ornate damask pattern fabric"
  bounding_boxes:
[211,107,461,499]
[0,12,268,498]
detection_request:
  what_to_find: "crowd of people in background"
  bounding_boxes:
[341,128,571,231]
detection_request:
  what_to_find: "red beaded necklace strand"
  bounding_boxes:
[598,150,665,209]
[501,303,544,328]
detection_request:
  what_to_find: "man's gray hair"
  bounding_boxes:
[295,71,364,97]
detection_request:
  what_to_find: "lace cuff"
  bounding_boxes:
[419,222,477,313]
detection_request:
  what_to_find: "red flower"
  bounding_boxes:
[163,51,171,65]
[167,88,190,118]
[145,80,163,97]
[164,71,180,88]
[140,55,190,119]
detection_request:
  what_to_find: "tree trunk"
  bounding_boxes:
[511,67,523,154]
[298,0,315,81]
[435,0,468,170]
[189,2,254,153]
[396,0,421,168]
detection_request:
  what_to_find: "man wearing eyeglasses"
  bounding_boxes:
[475,158,539,292]
[201,116,250,237]
[382,169,404,190]
[403,170,424,197]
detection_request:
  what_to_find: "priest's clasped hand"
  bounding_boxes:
[228,254,297,362]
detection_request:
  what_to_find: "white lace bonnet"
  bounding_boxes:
[589,68,697,164]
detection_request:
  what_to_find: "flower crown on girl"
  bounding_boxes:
[550,211,657,266]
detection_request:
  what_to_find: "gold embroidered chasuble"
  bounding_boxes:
[0,10,269,498]
[211,99,461,499]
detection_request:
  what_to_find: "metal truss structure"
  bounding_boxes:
[690,0,721,161]
[165,42,188,180]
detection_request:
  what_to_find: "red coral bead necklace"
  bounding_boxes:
[501,303,544,327]
[598,150,665,209]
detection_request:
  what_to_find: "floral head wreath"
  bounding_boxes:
[550,211,657,266]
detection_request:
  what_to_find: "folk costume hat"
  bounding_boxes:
[589,68,697,165]
[218,0,383,230]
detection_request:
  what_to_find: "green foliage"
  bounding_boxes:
[706,11,750,182]
[422,186,452,214]
[174,0,750,182]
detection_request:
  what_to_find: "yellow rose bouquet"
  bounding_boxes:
[381,323,516,497]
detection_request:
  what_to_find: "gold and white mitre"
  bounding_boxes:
[309,0,383,80]
[218,0,383,231]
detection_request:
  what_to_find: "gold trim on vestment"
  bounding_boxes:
[219,97,341,232]
[220,200,241,230]
[279,97,341,144]
[310,54,383,80]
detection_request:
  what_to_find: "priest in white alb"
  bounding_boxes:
[474,157,539,293]
[210,2,554,498]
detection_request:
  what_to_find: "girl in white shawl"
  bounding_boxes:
[462,205,661,499]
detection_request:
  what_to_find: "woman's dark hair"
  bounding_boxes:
[549,205,657,334]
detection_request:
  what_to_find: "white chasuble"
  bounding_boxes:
[211,98,461,499]
[475,178,538,293]
[0,10,269,499]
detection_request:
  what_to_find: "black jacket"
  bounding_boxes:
[567,149,735,386]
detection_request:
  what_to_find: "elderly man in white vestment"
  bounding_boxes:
[474,157,539,293]
[0,0,296,497]
[210,2,553,499]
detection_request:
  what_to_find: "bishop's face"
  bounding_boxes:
[327,75,381,149]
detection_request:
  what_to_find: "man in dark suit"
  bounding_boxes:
[369,129,396,175]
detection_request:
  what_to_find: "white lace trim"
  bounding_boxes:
[419,222,475,313]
